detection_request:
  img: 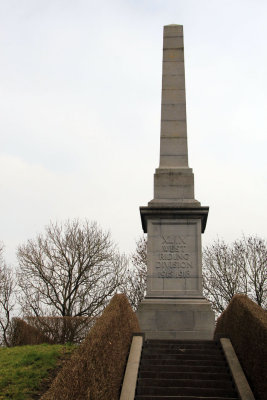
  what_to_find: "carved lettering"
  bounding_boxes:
[156,235,192,278]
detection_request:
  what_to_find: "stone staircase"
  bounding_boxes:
[135,339,239,400]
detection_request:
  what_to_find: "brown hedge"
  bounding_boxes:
[41,293,140,400]
[214,294,267,400]
[10,318,53,346]
[25,316,94,344]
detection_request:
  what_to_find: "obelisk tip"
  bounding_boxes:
[164,24,183,27]
[163,24,183,37]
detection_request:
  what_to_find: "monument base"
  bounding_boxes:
[137,297,215,340]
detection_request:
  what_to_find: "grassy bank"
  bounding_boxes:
[0,343,75,400]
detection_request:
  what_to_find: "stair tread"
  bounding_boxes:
[140,366,228,372]
[139,372,231,380]
[142,354,225,360]
[135,396,239,400]
[140,360,226,366]
[136,386,237,396]
[137,378,234,388]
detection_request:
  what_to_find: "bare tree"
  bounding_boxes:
[203,236,267,315]
[0,243,15,346]
[17,220,128,341]
[123,236,147,310]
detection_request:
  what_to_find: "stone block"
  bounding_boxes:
[154,167,194,175]
[164,25,183,37]
[162,74,185,90]
[154,185,194,201]
[163,36,184,49]
[160,120,187,137]
[163,61,185,76]
[163,49,184,62]
[159,155,188,168]
[160,137,188,157]
[161,104,186,121]
[137,298,215,340]
[162,89,186,105]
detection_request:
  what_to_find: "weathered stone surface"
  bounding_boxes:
[137,25,214,340]
[146,218,203,298]
[220,338,255,400]
[161,120,187,137]
[161,104,186,121]
[161,89,186,105]
[160,137,188,156]
[159,155,188,168]
[163,61,185,76]
[119,335,143,400]
[137,298,215,340]
[162,74,186,90]
[164,24,183,37]
[163,48,184,62]
[164,36,184,48]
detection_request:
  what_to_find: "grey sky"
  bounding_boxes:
[0,0,266,264]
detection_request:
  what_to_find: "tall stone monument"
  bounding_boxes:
[137,25,215,339]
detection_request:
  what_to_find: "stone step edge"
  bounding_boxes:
[137,378,234,385]
[135,396,239,400]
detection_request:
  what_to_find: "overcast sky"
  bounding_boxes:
[1,0,266,265]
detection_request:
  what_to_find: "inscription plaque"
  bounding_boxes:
[146,219,202,297]
[156,234,192,278]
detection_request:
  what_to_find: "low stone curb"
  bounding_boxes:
[120,334,144,400]
[220,338,255,400]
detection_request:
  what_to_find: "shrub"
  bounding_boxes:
[25,316,94,344]
[41,293,140,400]
[214,294,267,400]
[10,318,53,346]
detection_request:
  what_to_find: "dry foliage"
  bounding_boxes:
[24,316,94,344]
[10,318,53,346]
[41,293,140,400]
[214,294,267,400]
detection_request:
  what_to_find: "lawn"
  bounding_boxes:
[0,343,76,400]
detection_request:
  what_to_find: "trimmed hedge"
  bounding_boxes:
[214,294,267,400]
[10,318,53,346]
[25,316,94,344]
[41,293,140,400]
[9,316,93,346]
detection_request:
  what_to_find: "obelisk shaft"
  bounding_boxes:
[149,26,198,207]
[160,24,188,168]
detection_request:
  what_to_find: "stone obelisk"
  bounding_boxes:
[137,25,215,339]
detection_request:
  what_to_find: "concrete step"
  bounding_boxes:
[139,364,228,373]
[139,371,231,381]
[135,396,239,400]
[141,353,225,361]
[136,386,237,397]
[140,358,227,367]
[145,342,219,349]
[137,378,234,390]
[145,340,216,345]
[143,347,222,355]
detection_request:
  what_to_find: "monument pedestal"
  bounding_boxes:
[137,206,215,340]
[137,298,214,340]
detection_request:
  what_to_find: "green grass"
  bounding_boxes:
[0,343,76,400]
